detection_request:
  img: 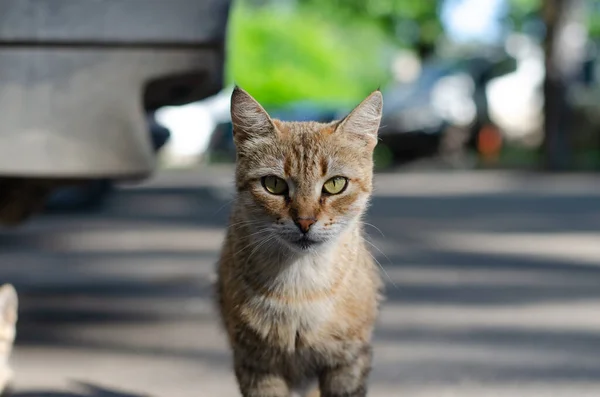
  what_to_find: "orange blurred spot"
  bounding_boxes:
[478,124,502,158]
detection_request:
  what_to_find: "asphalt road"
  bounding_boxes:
[2,168,600,397]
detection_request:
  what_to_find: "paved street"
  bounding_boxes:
[2,168,600,397]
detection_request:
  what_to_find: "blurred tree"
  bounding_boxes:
[588,1,600,37]
[295,0,443,58]
[506,0,544,34]
[226,1,391,106]
[508,0,599,38]
[506,0,595,170]
[227,0,599,168]
[541,0,587,170]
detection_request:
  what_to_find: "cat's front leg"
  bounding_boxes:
[318,344,372,397]
[233,354,291,397]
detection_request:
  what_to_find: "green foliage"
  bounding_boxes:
[296,0,443,52]
[507,0,599,38]
[226,1,392,107]
[505,0,541,32]
[225,0,600,108]
[509,0,540,15]
[587,1,600,37]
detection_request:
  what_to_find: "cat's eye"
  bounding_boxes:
[262,175,288,195]
[322,176,348,195]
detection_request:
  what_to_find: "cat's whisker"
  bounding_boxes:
[362,237,398,290]
[229,218,263,227]
[232,229,273,257]
[214,197,236,215]
[365,247,398,290]
[244,228,274,239]
[361,222,385,238]
[228,219,264,229]
[244,234,277,266]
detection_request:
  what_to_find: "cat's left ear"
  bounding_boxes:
[336,90,383,148]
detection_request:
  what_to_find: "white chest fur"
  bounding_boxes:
[244,255,342,348]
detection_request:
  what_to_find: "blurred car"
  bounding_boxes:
[205,121,235,164]
[378,53,517,164]
[0,0,231,226]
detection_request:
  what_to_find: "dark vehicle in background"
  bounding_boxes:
[378,53,517,164]
[0,0,231,225]
[206,121,235,164]
[204,53,517,170]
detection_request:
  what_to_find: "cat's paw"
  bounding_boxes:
[0,366,13,396]
[0,284,18,396]
[0,284,17,341]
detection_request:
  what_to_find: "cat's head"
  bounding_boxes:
[231,87,382,252]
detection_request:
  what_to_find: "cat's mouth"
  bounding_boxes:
[293,236,321,250]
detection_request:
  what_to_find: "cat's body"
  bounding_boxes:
[217,87,383,397]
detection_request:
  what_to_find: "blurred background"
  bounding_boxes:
[1,0,600,396]
[158,0,600,173]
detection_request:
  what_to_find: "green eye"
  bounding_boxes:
[322,176,348,195]
[262,176,288,195]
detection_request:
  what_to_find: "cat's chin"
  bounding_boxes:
[296,237,321,251]
[279,236,324,253]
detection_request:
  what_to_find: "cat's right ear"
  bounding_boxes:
[230,86,276,146]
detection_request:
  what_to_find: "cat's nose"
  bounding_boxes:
[294,218,316,234]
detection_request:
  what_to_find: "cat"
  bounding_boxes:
[216,87,383,397]
[0,284,18,396]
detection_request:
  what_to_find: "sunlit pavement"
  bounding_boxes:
[3,168,600,397]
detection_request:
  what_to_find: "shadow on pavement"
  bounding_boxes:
[11,382,148,397]
[1,175,600,388]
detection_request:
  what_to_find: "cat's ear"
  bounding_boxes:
[230,86,276,145]
[336,90,383,148]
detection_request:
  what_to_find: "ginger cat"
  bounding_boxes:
[216,87,383,397]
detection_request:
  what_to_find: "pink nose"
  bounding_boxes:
[295,218,316,234]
